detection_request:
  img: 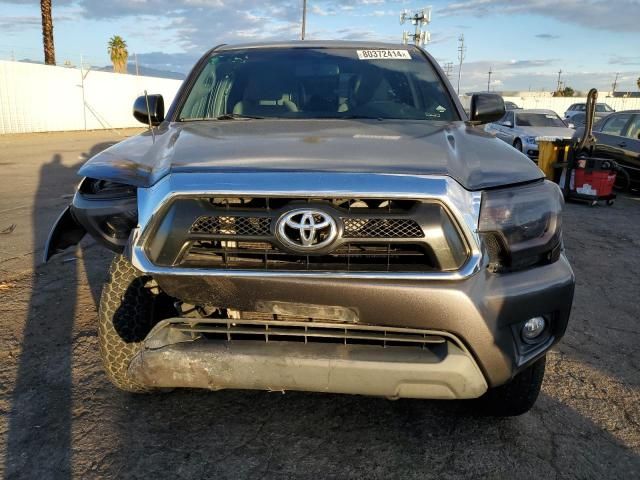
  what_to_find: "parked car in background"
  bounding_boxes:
[592,110,640,190]
[485,109,575,159]
[504,100,521,110]
[568,112,586,128]
[564,103,614,121]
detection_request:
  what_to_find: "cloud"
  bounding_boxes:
[454,58,636,92]
[0,12,76,34]
[311,5,335,16]
[608,55,640,66]
[134,51,200,73]
[535,33,560,39]
[0,15,41,33]
[429,32,458,45]
[438,0,640,32]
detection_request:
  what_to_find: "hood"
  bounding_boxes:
[79,119,543,191]
[517,126,575,138]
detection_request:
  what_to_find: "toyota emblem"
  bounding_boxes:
[275,209,338,251]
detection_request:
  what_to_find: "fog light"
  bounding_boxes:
[522,316,546,341]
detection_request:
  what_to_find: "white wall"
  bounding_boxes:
[502,96,640,116]
[459,94,640,117]
[2,60,639,134]
[0,60,183,134]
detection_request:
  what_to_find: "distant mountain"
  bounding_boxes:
[97,63,186,80]
[15,58,185,80]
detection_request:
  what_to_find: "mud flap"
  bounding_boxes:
[43,206,87,262]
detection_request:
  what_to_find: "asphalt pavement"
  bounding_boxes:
[0,130,638,479]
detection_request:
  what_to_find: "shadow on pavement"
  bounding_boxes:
[3,143,115,479]
[98,387,639,479]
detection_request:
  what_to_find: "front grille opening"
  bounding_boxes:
[207,197,419,213]
[171,318,448,351]
[190,216,271,235]
[342,218,424,238]
[181,240,438,271]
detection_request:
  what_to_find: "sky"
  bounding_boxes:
[0,0,639,92]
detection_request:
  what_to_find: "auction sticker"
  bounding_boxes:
[357,49,411,60]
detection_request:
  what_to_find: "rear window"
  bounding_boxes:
[516,113,566,127]
[178,47,458,122]
[595,104,614,113]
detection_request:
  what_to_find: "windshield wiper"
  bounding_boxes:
[179,114,265,122]
[215,113,265,120]
[336,115,384,120]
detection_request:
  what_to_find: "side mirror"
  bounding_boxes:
[469,93,505,124]
[133,94,165,126]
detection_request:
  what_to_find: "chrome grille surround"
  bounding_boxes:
[130,172,482,280]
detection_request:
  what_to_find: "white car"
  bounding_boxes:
[564,103,614,121]
[485,109,575,159]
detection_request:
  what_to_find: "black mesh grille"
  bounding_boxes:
[342,218,424,238]
[190,216,271,236]
[182,241,435,272]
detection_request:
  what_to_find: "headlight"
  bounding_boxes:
[479,180,563,272]
[72,178,138,252]
[524,136,538,144]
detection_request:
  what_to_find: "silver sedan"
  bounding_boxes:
[485,109,575,159]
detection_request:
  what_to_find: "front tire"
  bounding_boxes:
[476,356,546,416]
[513,138,523,152]
[98,255,168,392]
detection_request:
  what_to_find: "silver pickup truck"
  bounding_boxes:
[46,41,574,416]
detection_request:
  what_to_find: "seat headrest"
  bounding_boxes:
[244,72,291,102]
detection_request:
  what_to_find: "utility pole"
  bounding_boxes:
[443,62,453,79]
[556,69,563,92]
[400,7,432,47]
[301,0,307,40]
[457,34,466,95]
[487,66,492,92]
[612,72,619,94]
[134,53,140,76]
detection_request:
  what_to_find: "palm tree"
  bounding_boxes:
[108,36,129,74]
[40,0,55,65]
[637,77,640,91]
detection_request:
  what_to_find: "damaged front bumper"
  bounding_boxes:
[129,318,488,399]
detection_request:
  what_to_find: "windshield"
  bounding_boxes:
[178,47,458,121]
[595,104,613,112]
[516,113,566,127]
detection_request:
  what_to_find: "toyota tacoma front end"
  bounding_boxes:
[46,41,574,416]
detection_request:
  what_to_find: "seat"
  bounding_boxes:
[233,72,298,116]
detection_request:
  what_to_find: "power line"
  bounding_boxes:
[457,34,466,95]
[400,8,432,47]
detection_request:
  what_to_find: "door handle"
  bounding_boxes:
[618,141,627,148]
